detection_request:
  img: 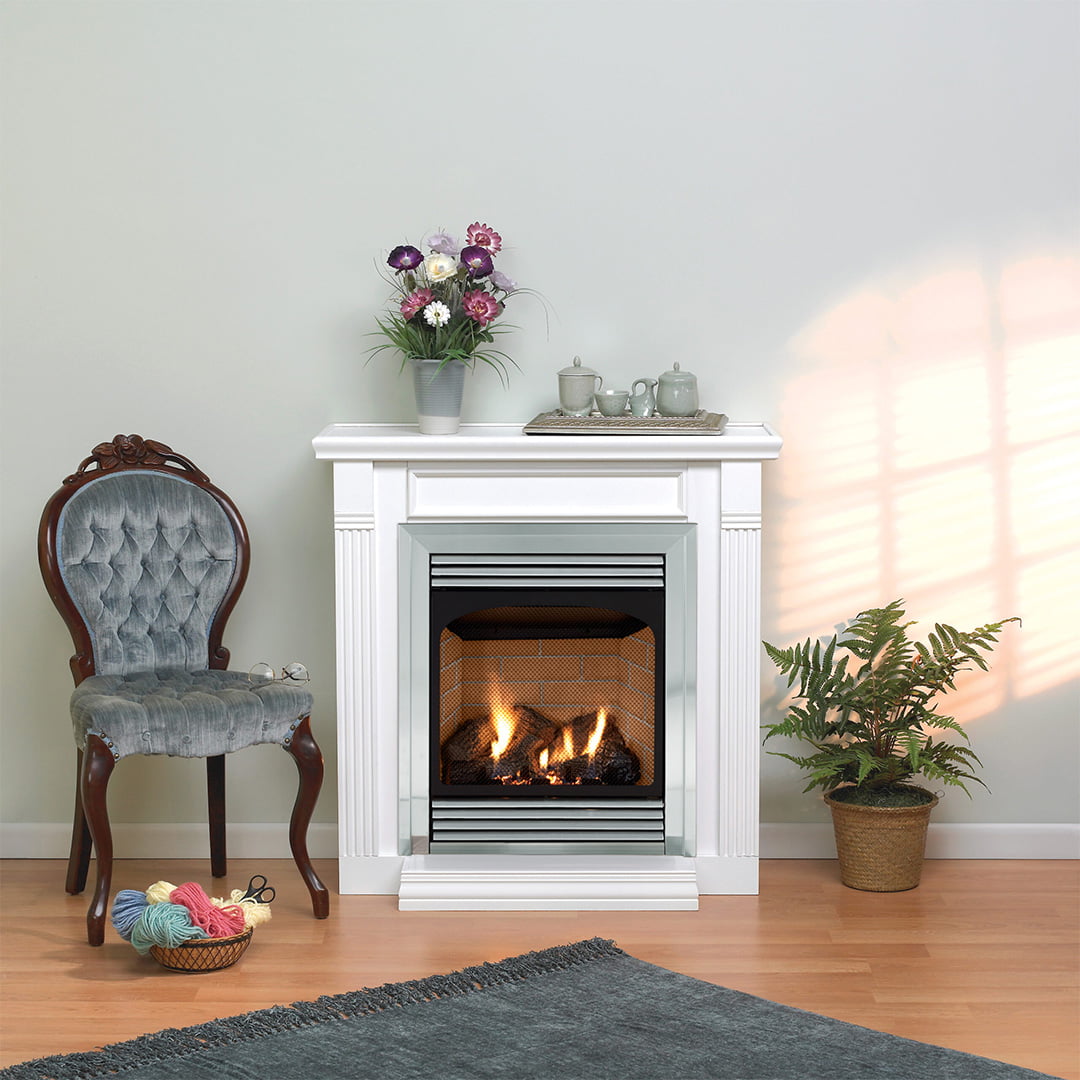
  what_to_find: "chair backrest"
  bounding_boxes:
[38,435,249,683]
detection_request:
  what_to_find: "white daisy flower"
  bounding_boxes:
[423,301,451,328]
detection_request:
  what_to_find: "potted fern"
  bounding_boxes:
[763,600,1018,891]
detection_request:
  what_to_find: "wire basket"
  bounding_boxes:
[149,927,253,972]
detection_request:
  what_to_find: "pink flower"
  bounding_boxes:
[462,289,501,326]
[466,222,502,254]
[400,287,434,320]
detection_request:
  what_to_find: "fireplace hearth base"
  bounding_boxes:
[399,854,699,910]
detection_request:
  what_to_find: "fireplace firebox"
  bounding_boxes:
[425,555,669,851]
[432,589,664,799]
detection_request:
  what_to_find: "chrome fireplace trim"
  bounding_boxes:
[399,522,696,858]
[430,797,666,853]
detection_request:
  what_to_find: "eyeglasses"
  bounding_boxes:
[247,662,310,686]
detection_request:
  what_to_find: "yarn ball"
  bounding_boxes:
[170,881,246,938]
[109,890,148,941]
[239,902,273,928]
[212,891,273,928]
[145,880,179,905]
[130,902,209,956]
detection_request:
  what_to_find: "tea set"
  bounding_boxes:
[557,356,699,419]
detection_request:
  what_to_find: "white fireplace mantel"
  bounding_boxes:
[313,421,782,908]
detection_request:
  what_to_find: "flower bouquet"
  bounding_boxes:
[368,222,520,385]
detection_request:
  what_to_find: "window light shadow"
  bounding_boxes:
[768,253,1079,724]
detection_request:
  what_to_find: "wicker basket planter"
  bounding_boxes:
[824,787,939,892]
[149,927,253,972]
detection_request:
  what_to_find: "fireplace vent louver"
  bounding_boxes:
[430,798,665,851]
[431,553,664,590]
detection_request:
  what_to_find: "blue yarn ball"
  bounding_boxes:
[130,902,209,956]
[110,890,148,941]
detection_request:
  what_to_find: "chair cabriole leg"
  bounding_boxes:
[80,735,116,946]
[207,754,226,877]
[284,716,330,919]
[66,750,92,895]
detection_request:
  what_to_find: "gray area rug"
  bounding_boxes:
[2,938,1059,1080]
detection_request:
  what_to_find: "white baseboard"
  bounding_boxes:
[0,822,338,860]
[3,822,1076,862]
[760,822,1080,860]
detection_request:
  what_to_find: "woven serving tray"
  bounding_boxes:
[523,410,728,435]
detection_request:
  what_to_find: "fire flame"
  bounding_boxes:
[585,708,606,758]
[490,708,514,759]
[479,682,612,785]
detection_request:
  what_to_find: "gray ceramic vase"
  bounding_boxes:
[411,358,466,435]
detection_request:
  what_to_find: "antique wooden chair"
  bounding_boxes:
[38,435,330,944]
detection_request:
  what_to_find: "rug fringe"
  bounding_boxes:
[0,938,624,1079]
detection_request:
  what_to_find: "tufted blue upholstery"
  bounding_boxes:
[71,669,314,759]
[56,471,238,676]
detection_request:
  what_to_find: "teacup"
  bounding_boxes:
[595,389,629,416]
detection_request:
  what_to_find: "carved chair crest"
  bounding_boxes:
[64,434,210,485]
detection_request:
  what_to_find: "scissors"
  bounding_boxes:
[239,874,275,905]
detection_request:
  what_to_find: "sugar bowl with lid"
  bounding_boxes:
[557,355,603,417]
[655,362,699,417]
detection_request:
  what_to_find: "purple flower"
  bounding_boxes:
[387,245,423,272]
[490,270,518,293]
[461,245,494,279]
[426,232,460,256]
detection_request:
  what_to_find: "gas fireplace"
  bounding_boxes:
[313,420,782,906]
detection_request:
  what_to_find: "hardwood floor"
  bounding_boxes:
[1,858,1076,1077]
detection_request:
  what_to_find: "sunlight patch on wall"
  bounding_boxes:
[1010,439,1079,560]
[1014,550,1079,698]
[773,253,1079,721]
[893,465,995,589]
[891,357,992,470]
[1006,339,1078,441]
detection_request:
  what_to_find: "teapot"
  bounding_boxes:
[557,356,603,417]
[629,378,657,418]
[655,362,699,417]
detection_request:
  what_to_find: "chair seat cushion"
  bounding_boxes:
[71,669,314,759]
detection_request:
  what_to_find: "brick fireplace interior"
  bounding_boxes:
[437,607,659,793]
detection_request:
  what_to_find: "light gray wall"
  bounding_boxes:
[2,1,1076,843]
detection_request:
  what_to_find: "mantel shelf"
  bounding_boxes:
[313,421,782,463]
